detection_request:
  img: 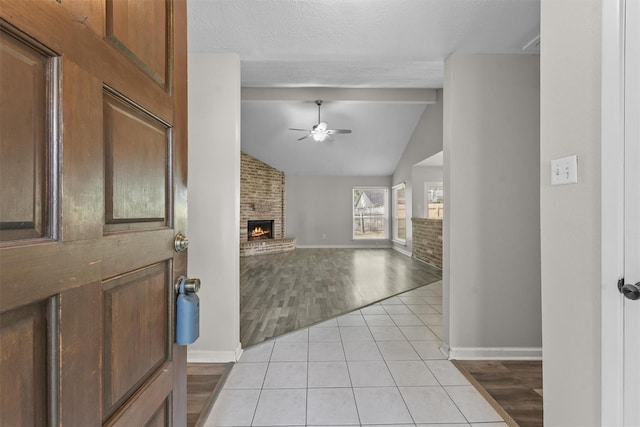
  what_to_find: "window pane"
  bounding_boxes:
[353,188,387,239]
[393,185,406,242]
[425,184,443,219]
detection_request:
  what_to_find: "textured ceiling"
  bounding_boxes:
[187,0,540,175]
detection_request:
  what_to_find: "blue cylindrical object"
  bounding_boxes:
[176,289,200,345]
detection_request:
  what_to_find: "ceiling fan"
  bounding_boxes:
[289,100,352,142]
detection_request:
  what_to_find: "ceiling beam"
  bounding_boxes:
[241,87,437,104]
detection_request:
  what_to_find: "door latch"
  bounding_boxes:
[174,233,189,252]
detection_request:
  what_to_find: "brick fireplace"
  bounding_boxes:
[240,152,295,256]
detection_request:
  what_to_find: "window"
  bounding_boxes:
[392,183,406,243]
[424,182,444,219]
[353,187,388,239]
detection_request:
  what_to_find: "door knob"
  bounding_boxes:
[175,276,201,294]
[174,233,189,252]
[622,282,640,301]
[618,278,640,301]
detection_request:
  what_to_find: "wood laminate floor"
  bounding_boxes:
[454,360,543,427]
[187,363,233,427]
[240,248,442,347]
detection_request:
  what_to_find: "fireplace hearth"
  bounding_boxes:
[248,220,274,241]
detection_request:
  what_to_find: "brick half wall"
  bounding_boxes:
[411,218,442,269]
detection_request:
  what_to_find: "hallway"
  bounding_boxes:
[207,281,507,426]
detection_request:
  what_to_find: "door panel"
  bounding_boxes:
[103,263,170,419]
[0,302,47,426]
[0,29,51,241]
[0,1,188,425]
[106,364,174,427]
[106,0,169,88]
[104,90,170,230]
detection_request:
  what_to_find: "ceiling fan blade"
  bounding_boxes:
[327,134,335,143]
[289,128,310,132]
[297,134,311,141]
[326,129,352,134]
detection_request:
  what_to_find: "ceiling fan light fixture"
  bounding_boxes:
[289,100,351,142]
[312,132,328,142]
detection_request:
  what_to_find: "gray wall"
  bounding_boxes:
[188,53,241,361]
[540,0,601,423]
[392,90,444,253]
[286,175,392,247]
[411,165,443,218]
[443,54,541,357]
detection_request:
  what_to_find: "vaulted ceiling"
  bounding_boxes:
[187,0,540,175]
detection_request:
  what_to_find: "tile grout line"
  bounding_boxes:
[384,287,467,426]
[441,382,475,426]
[375,299,418,427]
[249,340,276,427]
[305,335,309,427]
[337,322,363,427]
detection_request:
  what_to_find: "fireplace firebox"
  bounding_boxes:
[248,220,274,241]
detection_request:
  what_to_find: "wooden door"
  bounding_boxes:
[0,0,188,425]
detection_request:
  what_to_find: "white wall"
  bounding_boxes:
[443,54,541,359]
[285,175,392,247]
[411,165,443,218]
[540,0,602,423]
[392,91,444,253]
[187,53,242,362]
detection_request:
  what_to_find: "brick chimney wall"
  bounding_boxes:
[240,152,285,242]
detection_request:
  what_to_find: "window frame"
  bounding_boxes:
[352,187,389,240]
[424,182,444,220]
[391,183,406,244]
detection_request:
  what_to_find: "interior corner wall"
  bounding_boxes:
[285,175,392,247]
[540,0,602,424]
[443,54,541,359]
[187,53,241,362]
[391,90,443,254]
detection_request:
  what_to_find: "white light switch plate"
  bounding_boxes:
[551,155,578,185]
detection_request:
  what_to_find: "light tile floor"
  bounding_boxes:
[205,281,506,427]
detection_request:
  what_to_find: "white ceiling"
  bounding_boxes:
[187,0,540,175]
[415,151,444,168]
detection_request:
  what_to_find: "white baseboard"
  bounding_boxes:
[296,244,392,249]
[188,343,243,363]
[392,245,412,257]
[235,343,243,361]
[440,341,451,358]
[448,346,542,360]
